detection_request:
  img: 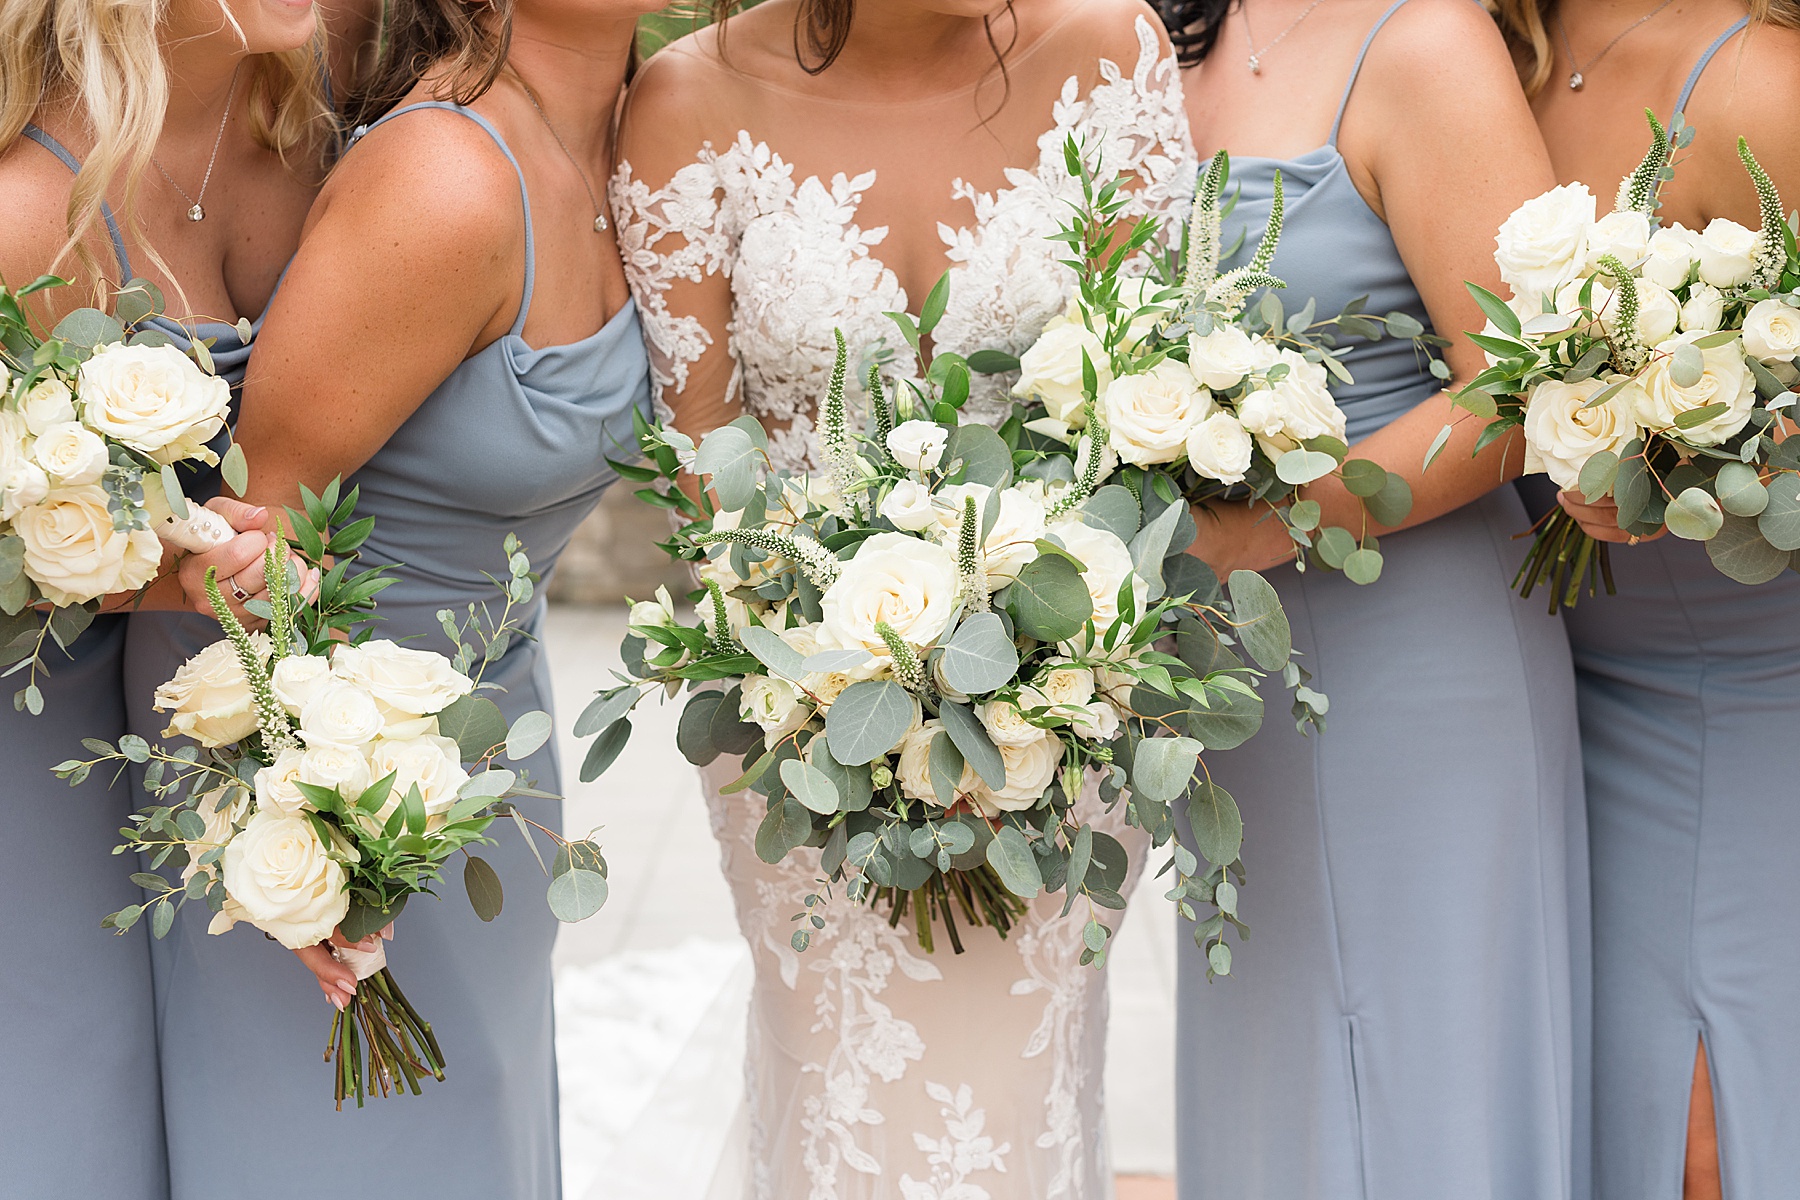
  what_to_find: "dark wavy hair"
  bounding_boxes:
[708,0,1018,79]
[343,0,515,129]
[1155,0,1236,67]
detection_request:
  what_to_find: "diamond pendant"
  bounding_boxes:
[1248,55,1262,74]
[186,203,205,222]
[1568,72,1584,90]
[593,214,608,233]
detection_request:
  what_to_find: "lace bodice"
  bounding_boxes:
[611,11,1192,470]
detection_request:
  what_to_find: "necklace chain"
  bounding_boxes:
[1554,0,1677,90]
[151,62,242,223]
[515,74,609,235]
[1243,0,1331,74]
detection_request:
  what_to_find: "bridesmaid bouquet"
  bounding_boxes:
[1455,114,1800,608]
[580,317,1315,977]
[56,486,608,1108]
[0,276,245,709]
[1000,140,1444,587]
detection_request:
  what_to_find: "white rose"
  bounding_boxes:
[778,623,823,659]
[880,478,938,532]
[1033,660,1096,709]
[628,584,679,631]
[220,810,349,949]
[77,342,232,464]
[1494,182,1596,304]
[20,377,76,434]
[154,632,274,747]
[1101,363,1212,467]
[1743,298,1800,363]
[1236,373,1347,456]
[15,484,162,606]
[0,411,50,521]
[1679,285,1726,334]
[1641,225,1699,291]
[1694,218,1758,288]
[298,743,374,806]
[887,420,948,472]
[741,673,809,742]
[267,654,331,717]
[978,699,1045,747]
[32,422,108,485]
[1187,324,1278,390]
[1274,348,1330,390]
[253,748,314,816]
[1523,377,1643,490]
[1185,412,1255,485]
[367,734,470,818]
[298,679,387,750]
[1583,209,1652,273]
[1012,317,1110,426]
[1051,521,1147,627]
[329,639,473,717]
[1554,276,1676,345]
[819,531,960,654]
[1070,699,1120,742]
[935,484,1046,584]
[895,720,977,805]
[1111,275,1168,350]
[1633,333,1757,446]
[970,735,1061,817]
[694,591,753,638]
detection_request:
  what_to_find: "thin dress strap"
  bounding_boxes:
[1328,0,1413,146]
[348,102,536,338]
[18,124,135,280]
[1673,15,1751,118]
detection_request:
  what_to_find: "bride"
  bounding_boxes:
[610,0,1190,1195]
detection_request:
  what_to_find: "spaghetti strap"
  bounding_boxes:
[347,102,536,337]
[18,124,134,281]
[1328,0,1413,146]
[1673,15,1751,118]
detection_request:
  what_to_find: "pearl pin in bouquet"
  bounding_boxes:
[0,275,242,711]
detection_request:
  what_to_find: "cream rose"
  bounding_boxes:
[1070,699,1121,742]
[0,412,49,521]
[367,734,470,818]
[299,743,375,806]
[1556,276,1678,346]
[154,631,273,747]
[1032,660,1097,709]
[1523,377,1643,490]
[20,377,76,434]
[1235,373,1346,456]
[15,484,162,606]
[1185,412,1255,484]
[887,420,948,472]
[298,680,386,750]
[267,653,331,716]
[1633,333,1757,446]
[1641,225,1699,290]
[1187,324,1278,390]
[741,674,809,743]
[970,735,1061,817]
[1679,285,1726,334]
[628,585,679,631]
[77,342,232,464]
[978,699,1045,747]
[1052,521,1147,627]
[1694,218,1758,288]
[819,531,959,654]
[879,478,938,532]
[1012,317,1110,426]
[934,483,1047,584]
[32,422,108,485]
[329,639,473,717]
[895,720,977,805]
[221,810,349,949]
[1582,209,1651,273]
[1743,298,1800,363]
[253,748,312,816]
[1101,363,1212,467]
[1495,182,1596,304]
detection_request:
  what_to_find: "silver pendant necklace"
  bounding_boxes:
[515,74,609,234]
[1243,0,1331,74]
[1554,0,1677,90]
[151,62,242,223]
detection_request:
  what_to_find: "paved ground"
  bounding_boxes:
[546,605,1177,1199]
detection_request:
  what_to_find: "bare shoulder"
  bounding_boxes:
[619,34,762,167]
[1054,0,1173,59]
[1359,0,1523,114]
[0,134,107,320]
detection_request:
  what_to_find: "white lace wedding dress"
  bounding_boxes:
[611,9,1192,1196]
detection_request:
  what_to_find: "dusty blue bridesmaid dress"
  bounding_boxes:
[121,104,650,1199]
[1555,20,1800,1200]
[1172,6,1590,1197]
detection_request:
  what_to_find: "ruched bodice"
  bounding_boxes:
[1220,146,1437,441]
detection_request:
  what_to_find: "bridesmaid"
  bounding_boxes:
[1156,0,1590,1196]
[1490,2,1800,1196]
[0,1,362,1194]
[150,0,654,1194]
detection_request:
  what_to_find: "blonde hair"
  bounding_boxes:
[0,0,334,297]
[1491,0,1800,98]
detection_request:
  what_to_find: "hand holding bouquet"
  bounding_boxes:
[1453,113,1800,607]
[1,275,244,709]
[58,487,608,1107]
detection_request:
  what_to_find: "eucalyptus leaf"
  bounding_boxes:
[938,612,1020,695]
[1275,449,1337,486]
[1708,513,1792,583]
[1669,342,1706,388]
[943,424,1013,488]
[693,425,760,512]
[1578,449,1620,504]
[939,700,1005,789]
[505,710,553,761]
[1759,473,1800,550]
[1131,735,1202,804]
[1007,554,1093,643]
[547,868,609,921]
[439,694,509,762]
[1226,570,1291,669]
[1664,487,1724,541]
[1342,547,1384,585]
[676,691,725,765]
[823,680,914,765]
[809,734,874,812]
[578,717,632,782]
[929,731,967,806]
[1081,485,1141,542]
[780,758,841,815]
[740,625,807,681]
[1187,781,1244,867]
[1129,498,1185,601]
[1715,461,1769,517]
[754,796,813,864]
[985,824,1042,898]
[464,855,504,922]
[575,686,638,739]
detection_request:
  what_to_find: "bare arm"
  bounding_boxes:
[1189,0,1557,573]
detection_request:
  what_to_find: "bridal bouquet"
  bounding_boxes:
[581,292,1318,975]
[997,142,1445,587]
[1453,114,1800,607]
[56,485,607,1107]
